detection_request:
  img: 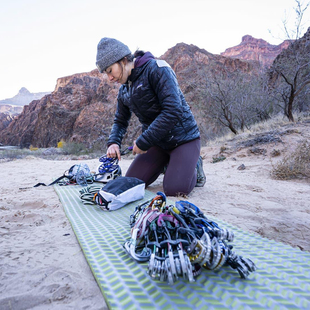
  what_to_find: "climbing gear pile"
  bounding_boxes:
[70,163,94,186]
[33,163,93,187]
[124,192,256,284]
[33,147,132,188]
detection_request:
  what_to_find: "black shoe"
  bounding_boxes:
[195,156,206,187]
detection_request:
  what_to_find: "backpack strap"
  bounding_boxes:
[94,192,111,209]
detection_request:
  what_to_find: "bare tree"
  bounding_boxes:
[206,68,271,134]
[282,0,310,40]
[268,1,310,122]
[269,28,310,121]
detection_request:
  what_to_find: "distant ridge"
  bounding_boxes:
[221,35,292,67]
[0,87,50,106]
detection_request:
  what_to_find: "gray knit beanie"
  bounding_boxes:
[96,38,132,73]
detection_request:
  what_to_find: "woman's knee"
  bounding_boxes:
[163,177,195,197]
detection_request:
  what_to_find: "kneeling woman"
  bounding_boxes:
[96,38,205,196]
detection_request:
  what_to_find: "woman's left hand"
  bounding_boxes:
[132,141,147,155]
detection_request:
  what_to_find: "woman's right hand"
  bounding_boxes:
[107,144,121,160]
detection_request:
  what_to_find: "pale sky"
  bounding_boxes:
[0,0,309,100]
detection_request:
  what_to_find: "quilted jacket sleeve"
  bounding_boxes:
[107,92,131,148]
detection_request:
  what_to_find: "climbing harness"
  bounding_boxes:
[124,192,257,284]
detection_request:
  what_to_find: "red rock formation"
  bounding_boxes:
[0,114,14,132]
[221,35,292,67]
[0,42,264,148]
[0,70,115,148]
[0,105,23,116]
[161,43,258,95]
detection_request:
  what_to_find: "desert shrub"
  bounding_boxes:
[0,147,44,160]
[271,139,310,180]
[0,149,25,160]
[61,141,87,155]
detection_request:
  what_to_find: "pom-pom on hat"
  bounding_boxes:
[96,38,131,73]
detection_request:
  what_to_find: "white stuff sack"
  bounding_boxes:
[95,177,145,211]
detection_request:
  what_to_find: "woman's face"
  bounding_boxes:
[105,61,127,84]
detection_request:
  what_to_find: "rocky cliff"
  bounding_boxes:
[0,70,123,148]
[0,43,259,148]
[0,105,23,116]
[221,35,292,67]
[0,36,290,149]
[162,42,257,89]
[0,114,14,132]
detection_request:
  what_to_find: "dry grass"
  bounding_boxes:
[0,142,101,162]
[271,139,310,180]
[206,112,310,147]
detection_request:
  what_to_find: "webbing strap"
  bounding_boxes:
[33,175,67,187]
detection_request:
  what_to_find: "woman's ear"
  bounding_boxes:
[121,57,127,65]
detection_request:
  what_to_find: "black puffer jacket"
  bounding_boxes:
[107,55,200,151]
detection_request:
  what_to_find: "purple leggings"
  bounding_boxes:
[125,138,201,196]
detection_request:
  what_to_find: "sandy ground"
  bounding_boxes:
[0,123,309,309]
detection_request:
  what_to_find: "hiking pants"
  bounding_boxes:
[125,138,201,196]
